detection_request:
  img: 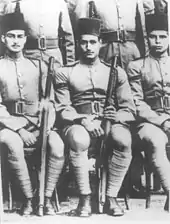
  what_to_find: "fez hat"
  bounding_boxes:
[145,14,168,34]
[76,18,101,37]
[1,12,28,34]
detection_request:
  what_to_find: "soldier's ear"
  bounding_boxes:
[99,38,102,46]
[1,35,5,44]
[23,35,27,45]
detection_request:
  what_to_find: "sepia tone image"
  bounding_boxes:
[0,0,170,223]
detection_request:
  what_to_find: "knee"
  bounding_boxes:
[139,124,168,150]
[152,152,168,169]
[66,125,90,152]
[110,125,132,152]
[48,131,64,158]
[0,129,24,157]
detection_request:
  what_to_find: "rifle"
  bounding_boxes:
[38,56,55,216]
[58,12,66,65]
[97,55,118,213]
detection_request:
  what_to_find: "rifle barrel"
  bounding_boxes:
[98,55,118,213]
[38,56,55,216]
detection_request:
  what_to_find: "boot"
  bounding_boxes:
[69,194,92,217]
[44,197,56,215]
[105,196,124,217]
[20,198,34,216]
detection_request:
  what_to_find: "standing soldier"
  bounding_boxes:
[127,13,170,211]
[67,0,155,70]
[0,11,65,216]
[1,0,75,66]
[53,18,135,217]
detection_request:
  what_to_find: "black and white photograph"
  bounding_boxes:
[0,0,170,223]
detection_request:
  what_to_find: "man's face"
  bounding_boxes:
[79,34,101,60]
[148,30,169,55]
[1,30,27,53]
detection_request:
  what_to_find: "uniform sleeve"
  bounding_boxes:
[0,0,9,15]
[60,1,75,65]
[0,0,15,14]
[127,61,170,126]
[114,67,136,124]
[53,67,87,122]
[143,0,155,14]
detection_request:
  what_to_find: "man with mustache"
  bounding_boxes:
[53,17,135,217]
[127,13,170,211]
[0,0,75,67]
[0,11,65,216]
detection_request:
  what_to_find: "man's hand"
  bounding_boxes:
[103,105,119,123]
[81,115,104,138]
[162,120,170,133]
[17,128,37,147]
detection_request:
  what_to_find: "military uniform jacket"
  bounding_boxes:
[2,0,75,65]
[67,0,155,55]
[127,54,170,127]
[0,55,48,131]
[54,59,135,126]
[70,0,154,32]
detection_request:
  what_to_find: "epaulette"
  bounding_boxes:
[133,56,143,61]
[133,55,148,61]
[25,57,41,67]
[64,60,80,67]
[100,59,111,67]
[128,74,141,81]
[25,56,40,62]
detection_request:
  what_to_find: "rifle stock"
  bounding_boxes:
[97,56,118,213]
[38,56,55,216]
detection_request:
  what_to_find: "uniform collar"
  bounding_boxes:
[149,53,169,64]
[80,57,100,68]
[4,54,25,62]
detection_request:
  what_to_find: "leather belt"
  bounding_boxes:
[75,101,103,116]
[25,36,59,51]
[3,101,39,116]
[147,96,170,110]
[101,30,136,43]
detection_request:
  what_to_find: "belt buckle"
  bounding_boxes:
[91,101,101,116]
[38,35,46,51]
[15,101,24,114]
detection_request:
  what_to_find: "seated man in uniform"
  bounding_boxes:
[53,18,135,217]
[0,12,65,216]
[127,13,170,211]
